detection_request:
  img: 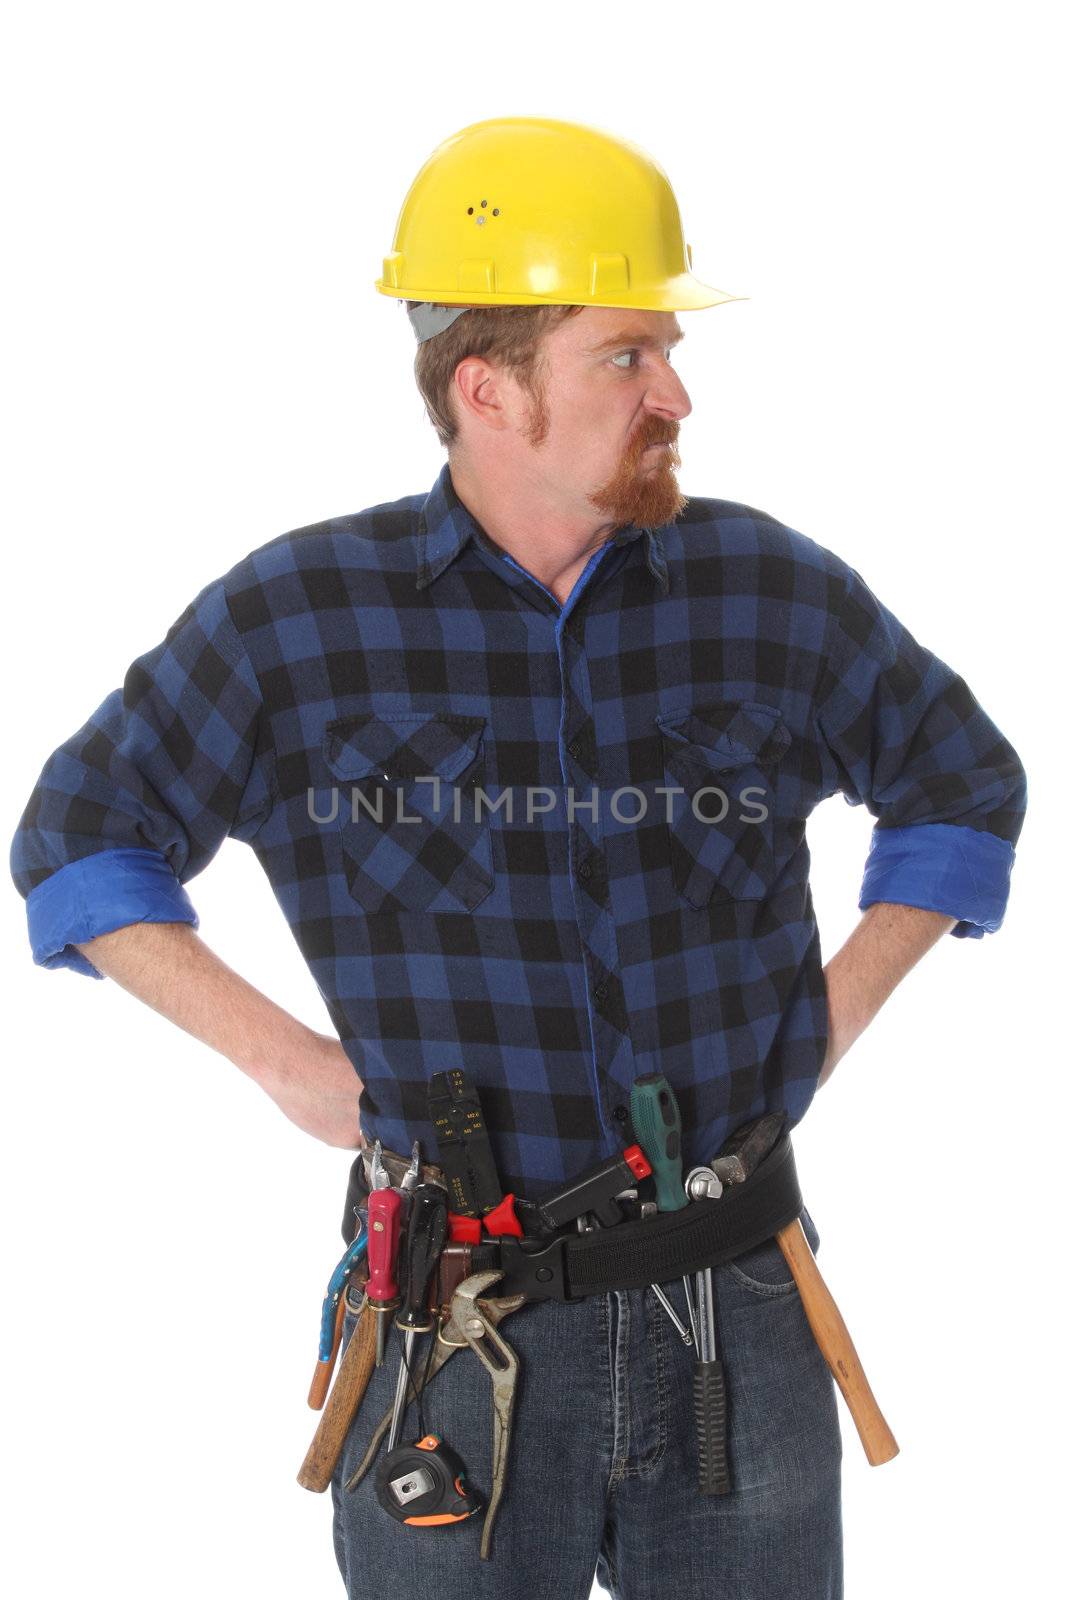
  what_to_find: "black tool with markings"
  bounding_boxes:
[428,1068,503,1218]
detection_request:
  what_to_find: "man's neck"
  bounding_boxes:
[448,453,619,608]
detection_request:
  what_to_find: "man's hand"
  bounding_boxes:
[817,902,958,1089]
[73,921,364,1147]
[256,1029,362,1148]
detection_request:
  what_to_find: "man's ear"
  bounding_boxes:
[452,356,512,435]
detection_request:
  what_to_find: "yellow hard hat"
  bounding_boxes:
[376,116,743,318]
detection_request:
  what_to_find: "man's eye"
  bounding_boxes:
[611,348,674,369]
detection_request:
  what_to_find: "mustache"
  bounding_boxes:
[624,418,681,464]
[634,417,679,446]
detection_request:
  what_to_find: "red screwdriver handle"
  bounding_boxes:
[367,1187,404,1303]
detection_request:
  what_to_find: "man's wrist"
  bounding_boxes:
[232,1010,322,1088]
[823,952,873,1052]
[818,903,957,1088]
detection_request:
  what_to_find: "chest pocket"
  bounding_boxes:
[656,701,792,909]
[322,712,494,913]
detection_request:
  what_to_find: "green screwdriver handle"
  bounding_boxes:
[630,1074,688,1211]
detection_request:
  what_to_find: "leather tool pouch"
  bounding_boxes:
[341,1140,448,1245]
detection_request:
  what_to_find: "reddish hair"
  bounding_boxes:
[413,303,584,448]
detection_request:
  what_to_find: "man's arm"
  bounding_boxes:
[812,555,1027,942]
[817,902,957,1089]
[11,574,362,1147]
[10,575,271,975]
[73,920,362,1146]
[807,550,1026,1087]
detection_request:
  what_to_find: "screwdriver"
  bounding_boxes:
[366,1142,404,1368]
[630,1073,698,1331]
[686,1165,730,1494]
[386,1180,450,1454]
[630,1073,688,1210]
[631,1077,729,1491]
[388,1141,423,1351]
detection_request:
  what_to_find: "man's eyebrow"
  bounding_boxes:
[583,328,687,354]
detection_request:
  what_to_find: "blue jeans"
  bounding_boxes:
[331,1206,843,1598]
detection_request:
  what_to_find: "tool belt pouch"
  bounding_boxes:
[341,1142,454,1245]
[472,1127,804,1301]
[340,1127,803,1295]
[341,1158,364,1247]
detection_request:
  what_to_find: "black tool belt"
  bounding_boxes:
[471,1129,802,1302]
[344,1128,803,1303]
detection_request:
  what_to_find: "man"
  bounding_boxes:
[10,117,1026,1598]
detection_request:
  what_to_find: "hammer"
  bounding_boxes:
[713,1113,899,1468]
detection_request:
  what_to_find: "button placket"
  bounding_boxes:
[558,630,636,1132]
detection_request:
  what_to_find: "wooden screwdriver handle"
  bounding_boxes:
[298,1303,378,1492]
[776,1218,899,1466]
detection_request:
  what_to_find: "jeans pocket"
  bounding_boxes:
[724,1205,820,1296]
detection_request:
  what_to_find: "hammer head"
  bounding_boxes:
[710,1111,787,1186]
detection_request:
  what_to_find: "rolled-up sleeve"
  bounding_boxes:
[813,558,1027,938]
[10,578,271,976]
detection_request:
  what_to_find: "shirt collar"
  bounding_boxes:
[415,461,670,594]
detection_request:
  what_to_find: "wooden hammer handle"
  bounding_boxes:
[297,1301,378,1492]
[776,1218,899,1466]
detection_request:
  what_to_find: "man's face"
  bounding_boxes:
[520,306,693,530]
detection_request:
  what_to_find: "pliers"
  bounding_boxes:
[449,1271,521,1560]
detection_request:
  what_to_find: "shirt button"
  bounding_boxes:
[593,983,607,1003]
[612,1106,629,1124]
[568,737,582,758]
[578,859,593,881]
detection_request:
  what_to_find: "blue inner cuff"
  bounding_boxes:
[25,847,200,977]
[858,821,1016,940]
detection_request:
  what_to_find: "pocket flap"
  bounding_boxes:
[656,701,791,772]
[323,712,486,783]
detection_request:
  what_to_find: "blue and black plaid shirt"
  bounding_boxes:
[10,463,1027,1196]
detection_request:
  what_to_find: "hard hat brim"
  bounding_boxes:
[375,273,746,313]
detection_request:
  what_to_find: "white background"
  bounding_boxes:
[2,4,1062,1596]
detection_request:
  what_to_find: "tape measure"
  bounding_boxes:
[374,1435,482,1527]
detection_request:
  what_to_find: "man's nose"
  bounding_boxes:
[645,359,693,422]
